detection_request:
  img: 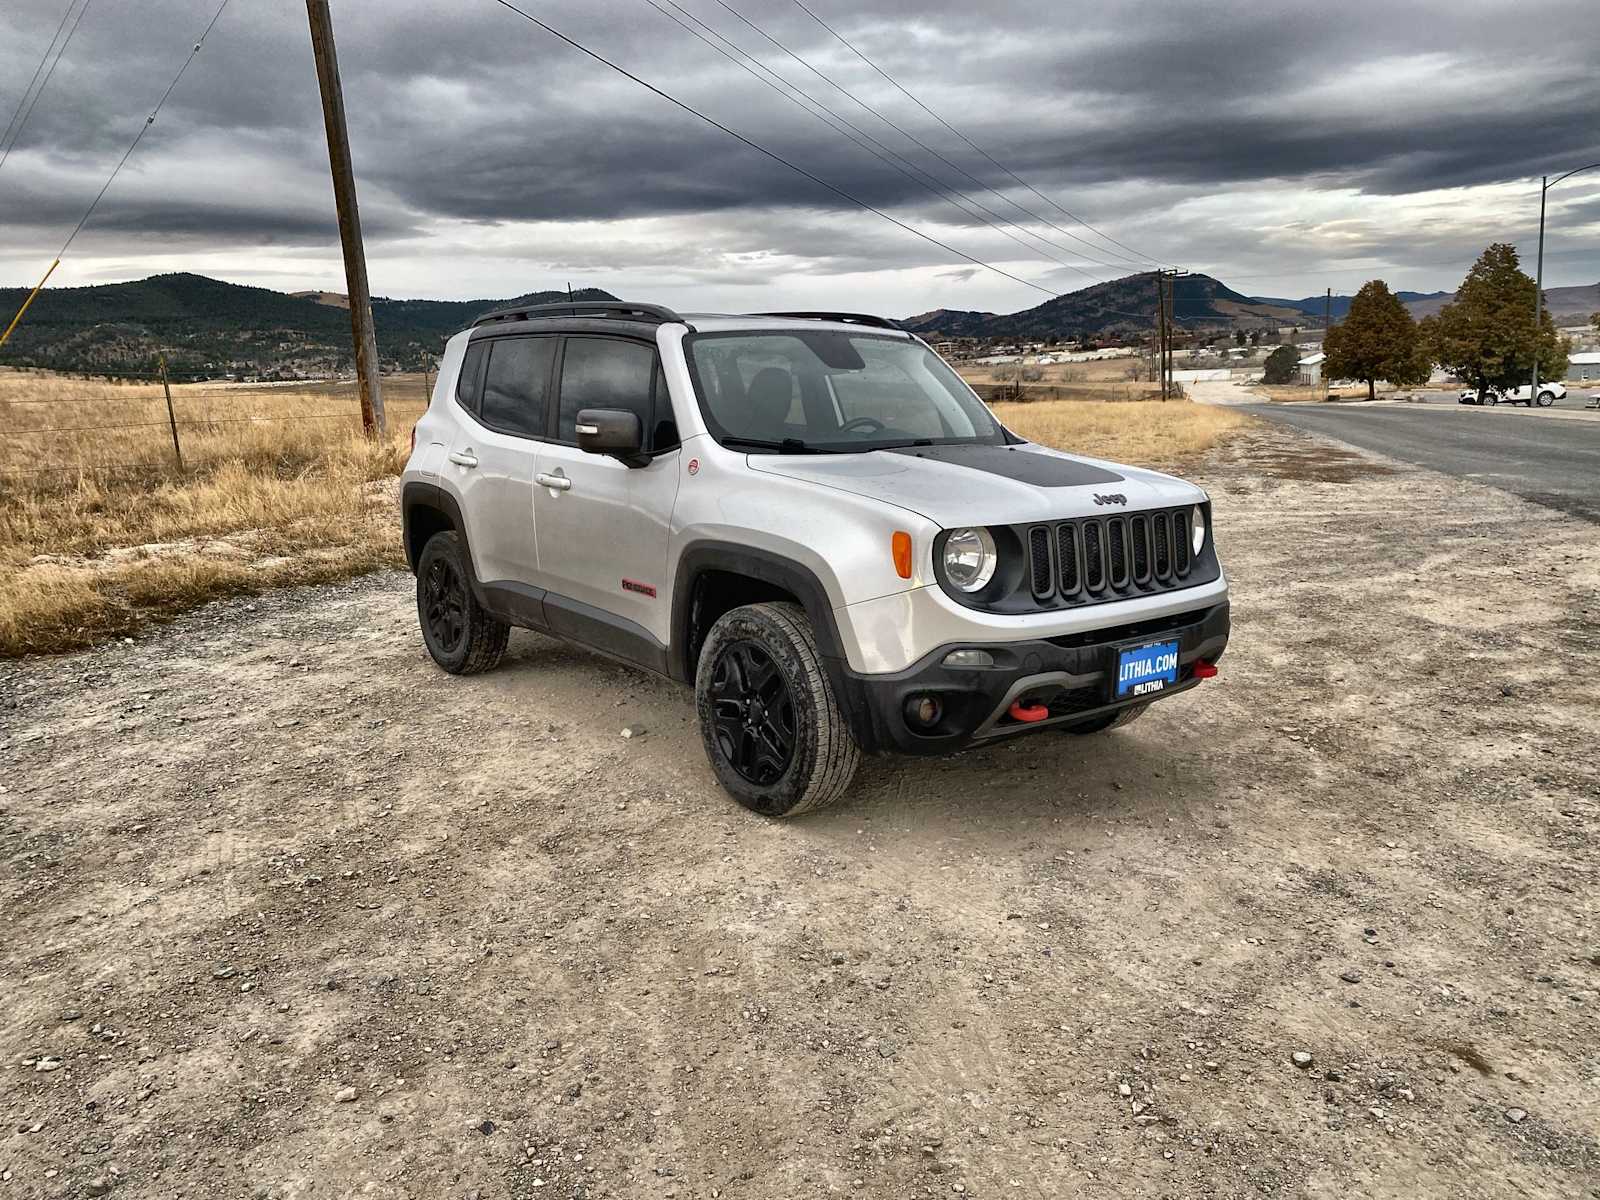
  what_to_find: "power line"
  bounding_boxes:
[0,0,78,161]
[642,0,1115,285]
[485,0,1061,298]
[786,0,1169,272]
[55,0,232,260]
[713,0,1156,274]
[0,0,94,173]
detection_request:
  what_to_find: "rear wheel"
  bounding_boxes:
[695,602,859,817]
[416,531,508,675]
[1060,703,1148,735]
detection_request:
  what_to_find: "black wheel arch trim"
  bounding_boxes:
[669,542,869,739]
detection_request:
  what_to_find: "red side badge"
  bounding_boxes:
[687,458,700,476]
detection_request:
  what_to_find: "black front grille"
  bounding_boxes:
[1028,526,1052,598]
[1131,516,1150,581]
[1107,518,1129,587]
[1056,524,1079,594]
[1083,519,1105,590]
[983,505,1207,613]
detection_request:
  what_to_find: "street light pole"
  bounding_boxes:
[1530,163,1600,403]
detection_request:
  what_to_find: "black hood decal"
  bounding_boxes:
[884,443,1123,487]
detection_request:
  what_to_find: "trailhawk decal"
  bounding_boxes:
[621,579,657,598]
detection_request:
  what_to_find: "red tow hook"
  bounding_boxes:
[1008,699,1050,723]
[1192,659,1219,679]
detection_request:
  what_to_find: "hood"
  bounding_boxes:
[747,442,1205,527]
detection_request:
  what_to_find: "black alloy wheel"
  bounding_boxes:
[707,640,797,785]
[422,555,467,656]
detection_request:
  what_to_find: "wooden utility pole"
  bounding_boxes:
[1155,272,1168,399]
[306,0,384,437]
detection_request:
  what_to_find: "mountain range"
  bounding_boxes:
[1,271,1595,378]
[0,273,619,379]
[902,275,1599,339]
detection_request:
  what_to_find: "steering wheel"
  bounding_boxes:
[839,416,887,434]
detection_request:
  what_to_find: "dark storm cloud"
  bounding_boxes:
[1,0,1596,290]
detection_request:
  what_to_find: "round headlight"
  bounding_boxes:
[1191,505,1206,555]
[942,527,997,592]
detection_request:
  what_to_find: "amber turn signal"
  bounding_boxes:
[891,530,913,579]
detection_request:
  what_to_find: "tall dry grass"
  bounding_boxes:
[992,398,1253,468]
[0,367,428,655]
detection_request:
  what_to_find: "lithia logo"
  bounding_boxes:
[1092,493,1127,506]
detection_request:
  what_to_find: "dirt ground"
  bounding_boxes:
[3,421,1598,1200]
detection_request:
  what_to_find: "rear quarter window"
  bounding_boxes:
[455,342,487,414]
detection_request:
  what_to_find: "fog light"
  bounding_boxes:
[942,648,995,669]
[904,694,943,728]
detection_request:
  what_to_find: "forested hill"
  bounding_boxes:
[0,273,619,378]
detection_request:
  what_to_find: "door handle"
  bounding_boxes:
[536,471,572,492]
[447,450,478,468]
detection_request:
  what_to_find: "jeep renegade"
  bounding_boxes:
[401,301,1229,816]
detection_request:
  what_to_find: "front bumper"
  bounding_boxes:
[835,601,1229,755]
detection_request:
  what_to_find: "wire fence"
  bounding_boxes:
[0,366,434,484]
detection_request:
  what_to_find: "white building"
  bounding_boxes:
[1297,351,1325,385]
[1567,351,1600,384]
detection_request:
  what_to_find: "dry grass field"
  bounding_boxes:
[0,368,1249,657]
[993,397,1252,466]
[0,368,428,656]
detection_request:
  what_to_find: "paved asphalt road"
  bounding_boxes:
[1243,403,1600,523]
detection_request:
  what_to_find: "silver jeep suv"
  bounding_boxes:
[401,301,1229,816]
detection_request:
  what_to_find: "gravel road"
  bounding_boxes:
[3,422,1598,1200]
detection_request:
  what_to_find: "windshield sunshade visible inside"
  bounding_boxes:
[685,331,1004,452]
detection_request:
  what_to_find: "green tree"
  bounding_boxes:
[1261,344,1298,384]
[1419,244,1569,400]
[1322,279,1432,400]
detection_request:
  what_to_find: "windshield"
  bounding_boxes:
[685,330,1005,452]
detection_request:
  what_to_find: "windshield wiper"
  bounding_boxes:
[720,436,828,454]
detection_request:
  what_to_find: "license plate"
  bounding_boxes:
[1115,639,1180,698]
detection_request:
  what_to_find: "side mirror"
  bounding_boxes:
[575,408,646,467]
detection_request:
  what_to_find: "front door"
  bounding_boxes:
[534,336,682,665]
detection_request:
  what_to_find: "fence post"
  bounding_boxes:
[159,354,184,471]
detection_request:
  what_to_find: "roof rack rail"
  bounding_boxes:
[472,300,689,329]
[754,311,903,331]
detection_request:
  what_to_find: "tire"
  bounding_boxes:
[1486,393,1499,406]
[415,531,509,675]
[1059,702,1148,735]
[1537,391,1555,407]
[694,602,860,817]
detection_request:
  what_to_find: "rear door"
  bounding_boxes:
[533,336,682,662]
[443,334,556,586]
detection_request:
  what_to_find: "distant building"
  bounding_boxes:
[1297,351,1325,385]
[1568,351,1600,383]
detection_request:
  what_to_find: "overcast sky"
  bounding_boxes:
[2,0,1597,316]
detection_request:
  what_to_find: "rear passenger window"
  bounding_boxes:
[479,337,556,438]
[558,338,658,448]
[455,342,487,413]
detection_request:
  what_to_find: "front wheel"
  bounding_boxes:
[1537,391,1556,407]
[695,602,860,817]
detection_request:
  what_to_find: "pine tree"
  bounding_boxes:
[1322,280,1431,401]
[1420,244,1569,400]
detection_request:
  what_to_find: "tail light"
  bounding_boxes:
[409,423,417,454]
